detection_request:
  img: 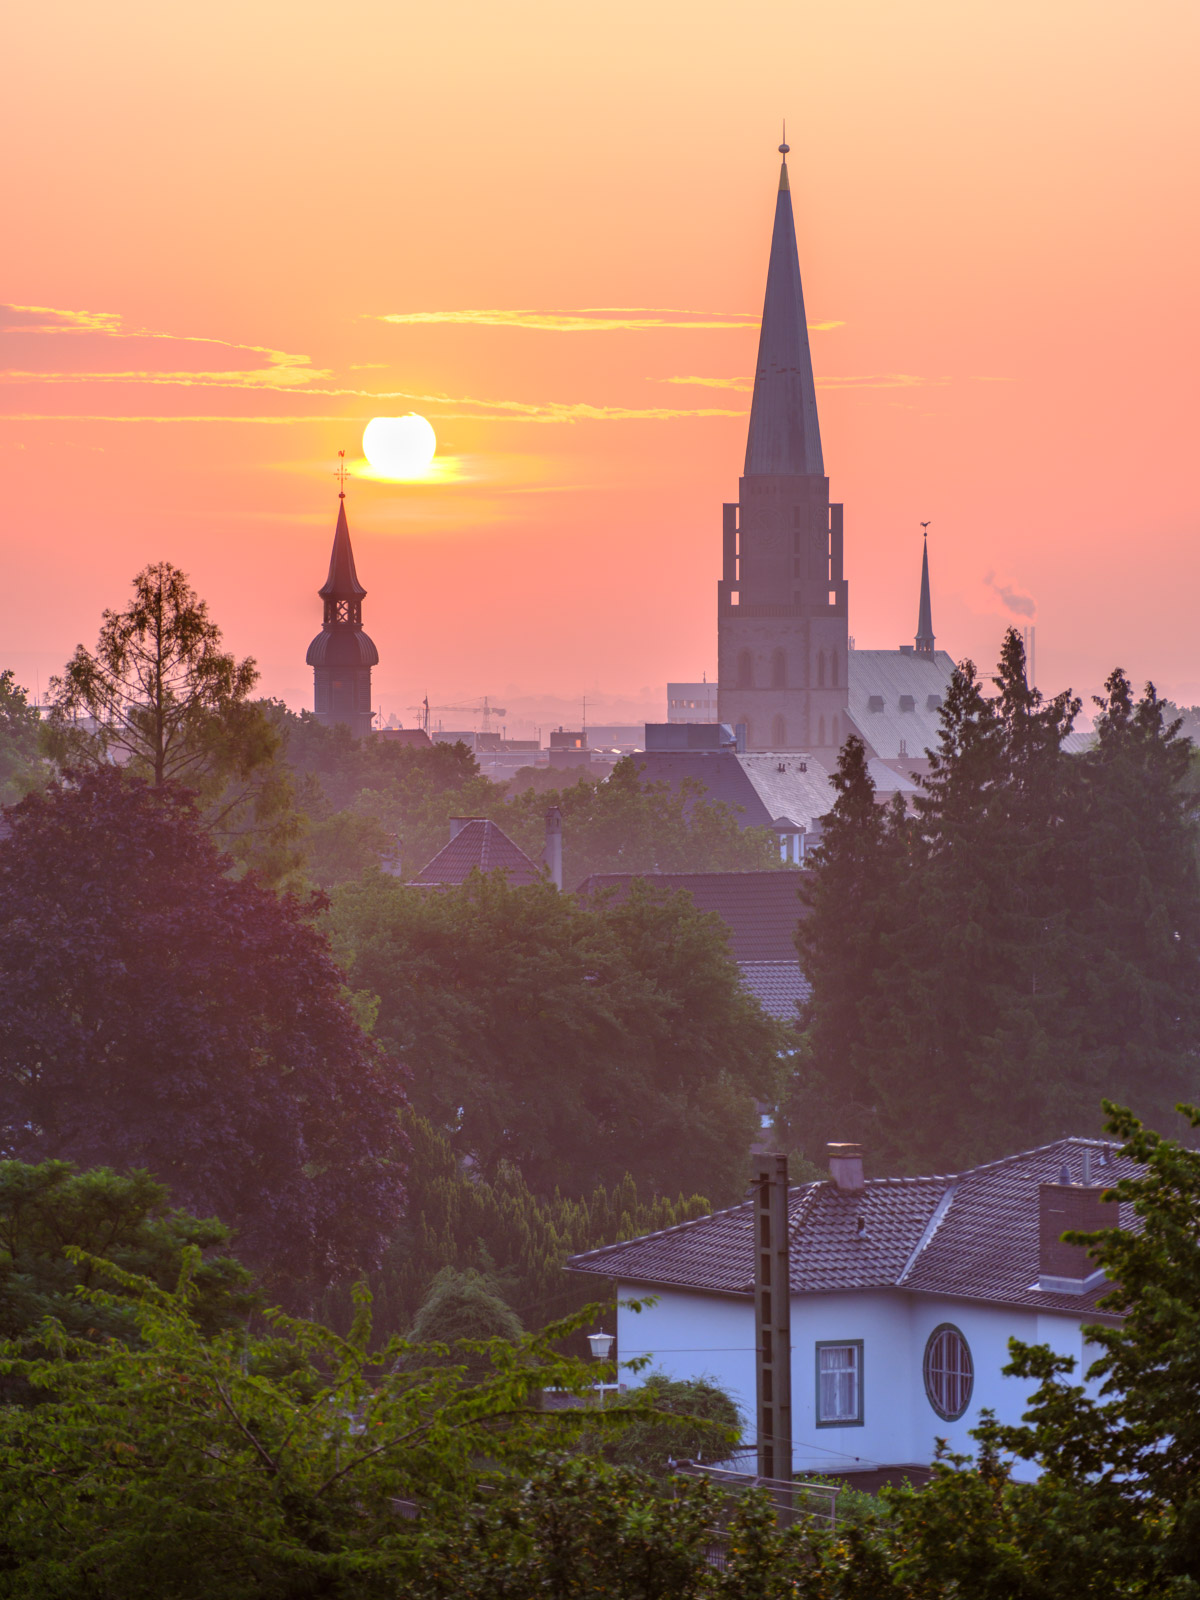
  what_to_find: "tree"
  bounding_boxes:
[329,870,780,1204]
[339,1110,711,1343]
[406,1267,524,1378]
[792,633,1200,1174]
[0,1160,254,1358]
[0,669,45,804]
[587,1373,742,1477]
[0,1265,655,1599]
[0,766,405,1286]
[46,564,302,880]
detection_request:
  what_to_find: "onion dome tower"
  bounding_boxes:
[716,141,849,755]
[305,490,379,737]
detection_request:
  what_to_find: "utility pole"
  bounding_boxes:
[753,1152,792,1481]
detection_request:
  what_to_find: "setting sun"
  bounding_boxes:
[361,414,437,480]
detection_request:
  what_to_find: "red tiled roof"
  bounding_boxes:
[411,819,542,887]
[568,1138,1142,1317]
[576,871,806,962]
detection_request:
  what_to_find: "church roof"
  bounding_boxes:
[846,650,957,764]
[411,818,542,888]
[319,498,367,600]
[743,152,824,478]
[629,751,836,834]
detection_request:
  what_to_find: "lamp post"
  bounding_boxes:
[587,1330,614,1362]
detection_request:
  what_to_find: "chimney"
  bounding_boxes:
[1038,1178,1110,1293]
[543,805,563,891]
[827,1142,864,1192]
[449,817,468,840]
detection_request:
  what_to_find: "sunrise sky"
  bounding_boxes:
[4,0,1197,734]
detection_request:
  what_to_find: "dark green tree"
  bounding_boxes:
[330,871,779,1203]
[586,1373,742,1478]
[0,669,45,804]
[0,1160,253,1352]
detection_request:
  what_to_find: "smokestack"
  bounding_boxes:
[543,805,563,891]
[827,1142,864,1192]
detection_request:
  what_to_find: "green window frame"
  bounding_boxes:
[922,1323,974,1421]
[815,1339,864,1427]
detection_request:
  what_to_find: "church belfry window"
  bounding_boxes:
[771,713,786,747]
[831,650,838,688]
[737,650,754,690]
[817,650,826,688]
[771,648,786,688]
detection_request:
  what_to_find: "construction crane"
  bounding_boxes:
[407,695,507,734]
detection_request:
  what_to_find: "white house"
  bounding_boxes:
[567,1138,1136,1487]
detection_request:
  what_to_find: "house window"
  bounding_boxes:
[816,1341,863,1426]
[923,1324,973,1421]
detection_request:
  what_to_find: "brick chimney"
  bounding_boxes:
[827,1142,864,1192]
[1038,1180,1110,1293]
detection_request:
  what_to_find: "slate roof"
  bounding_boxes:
[737,960,811,1023]
[568,1138,1142,1318]
[629,752,835,833]
[845,649,958,764]
[743,157,824,478]
[575,871,806,962]
[411,818,542,887]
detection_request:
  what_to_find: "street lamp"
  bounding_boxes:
[587,1330,614,1362]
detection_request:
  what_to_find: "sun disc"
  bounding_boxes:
[362,414,437,478]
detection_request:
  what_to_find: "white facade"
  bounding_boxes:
[616,1282,1091,1480]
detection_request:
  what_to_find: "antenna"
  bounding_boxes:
[336,450,348,498]
[779,118,789,156]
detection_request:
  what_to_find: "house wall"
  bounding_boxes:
[615,1283,1092,1482]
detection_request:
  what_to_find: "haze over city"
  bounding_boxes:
[4,0,1197,732]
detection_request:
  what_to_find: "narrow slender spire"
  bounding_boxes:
[743,140,824,477]
[915,524,935,655]
[319,497,367,601]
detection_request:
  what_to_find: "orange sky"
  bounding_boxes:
[3,0,1198,735]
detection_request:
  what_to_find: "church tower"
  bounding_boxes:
[305,491,379,737]
[915,529,935,655]
[717,144,848,755]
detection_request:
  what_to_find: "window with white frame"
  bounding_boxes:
[923,1324,973,1421]
[816,1340,863,1426]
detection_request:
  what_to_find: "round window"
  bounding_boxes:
[923,1323,974,1421]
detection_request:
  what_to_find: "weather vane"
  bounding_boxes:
[920,520,931,540]
[336,449,348,498]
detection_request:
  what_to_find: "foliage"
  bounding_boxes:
[0,1262,655,1600]
[44,564,303,880]
[405,1268,524,1377]
[0,765,405,1287]
[583,1373,743,1478]
[0,1160,254,1354]
[0,670,45,804]
[792,632,1200,1172]
[329,871,780,1203]
[339,1111,711,1343]
[501,755,783,887]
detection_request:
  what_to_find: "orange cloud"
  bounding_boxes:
[377,307,844,333]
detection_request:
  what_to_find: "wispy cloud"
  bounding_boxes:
[661,371,943,392]
[377,307,844,334]
[984,571,1037,619]
[1,303,320,390]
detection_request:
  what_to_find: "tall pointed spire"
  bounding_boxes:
[319,496,367,602]
[743,140,824,477]
[915,525,935,655]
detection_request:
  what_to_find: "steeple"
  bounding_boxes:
[743,140,824,477]
[915,526,935,655]
[306,489,379,737]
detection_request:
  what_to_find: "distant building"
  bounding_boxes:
[305,492,378,738]
[410,817,542,888]
[548,729,592,771]
[645,722,741,752]
[375,728,433,749]
[667,681,719,724]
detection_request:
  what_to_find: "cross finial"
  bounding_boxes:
[779,118,789,157]
[336,449,348,498]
